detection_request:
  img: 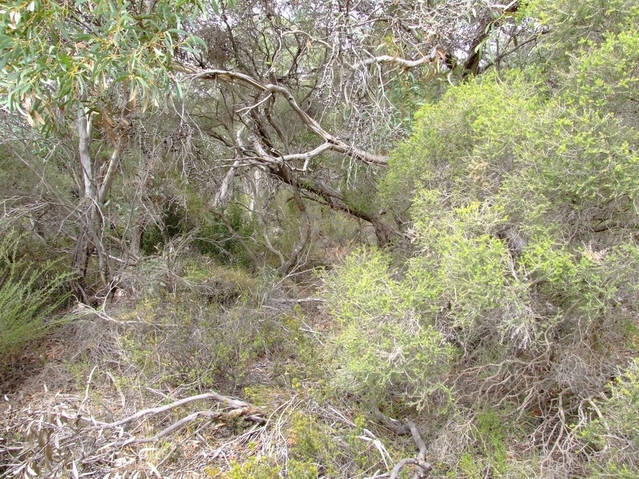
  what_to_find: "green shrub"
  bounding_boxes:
[218,456,318,479]
[193,203,257,267]
[581,359,639,478]
[0,231,73,360]
[324,7,639,475]
[324,247,454,411]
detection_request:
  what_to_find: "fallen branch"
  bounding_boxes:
[130,410,222,444]
[372,404,432,478]
[104,391,261,428]
[389,458,432,479]
[407,421,428,462]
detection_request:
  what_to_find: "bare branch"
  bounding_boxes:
[389,458,432,479]
[130,408,264,445]
[103,391,260,428]
[350,54,431,69]
[187,68,389,166]
[372,404,432,477]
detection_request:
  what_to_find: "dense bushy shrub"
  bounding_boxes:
[0,232,72,360]
[323,2,639,475]
[581,359,639,478]
[324,248,454,412]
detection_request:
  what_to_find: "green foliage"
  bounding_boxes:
[326,1,639,475]
[341,177,378,218]
[140,222,164,256]
[287,413,341,476]
[324,248,454,411]
[472,409,509,476]
[581,359,639,478]
[380,21,639,354]
[219,455,318,479]
[523,0,639,72]
[112,256,310,393]
[453,412,510,479]
[281,411,400,478]
[194,203,257,267]
[219,457,281,479]
[381,72,542,216]
[0,231,72,360]
[140,197,257,267]
[407,195,542,351]
[207,403,401,479]
[0,0,208,125]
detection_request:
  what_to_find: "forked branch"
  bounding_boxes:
[186,68,389,166]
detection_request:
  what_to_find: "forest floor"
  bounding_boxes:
[0,255,413,479]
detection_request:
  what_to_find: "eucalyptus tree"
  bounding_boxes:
[0,0,212,294]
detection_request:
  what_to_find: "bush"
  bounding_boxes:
[581,359,639,478]
[324,247,454,412]
[323,7,639,475]
[0,231,72,360]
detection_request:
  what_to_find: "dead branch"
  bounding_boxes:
[187,68,389,166]
[389,458,433,479]
[264,83,388,166]
[103,391,260,428]
[372,404,432,478]
[350,55,431,69]
[125,406,266,445]
[130,410,221,444]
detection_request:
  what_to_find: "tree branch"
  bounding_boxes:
[186,68,389,166]
[389,458,432,479]
[373,404,432,478]
[350,54,431,69]
[103,391,259,428]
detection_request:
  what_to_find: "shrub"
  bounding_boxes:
[324,247,454,412]
[581,359,639,478]
[0,231,72,360]
[324,8,639,475]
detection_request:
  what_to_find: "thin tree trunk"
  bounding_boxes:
[76,108,96,200]
[278,185,312,275]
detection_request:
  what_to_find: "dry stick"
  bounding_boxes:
[389,458,432,479]
[406,421,428,462]
[77,365,99,424]
[103,392,259,429]
[128,410,222,445]
[350,54,431,69]
[105,371,126,409]
[372,405,432,478]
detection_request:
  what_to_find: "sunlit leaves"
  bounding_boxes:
[0,0,208,126]
[324,247,454,411]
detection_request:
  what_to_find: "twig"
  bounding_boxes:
[129,410,222,444]
[372,404,432,478]
[406,421,428,462]
[105,371,126,409]
[358,429,392,468]
[103,391,260,428]
[77,365,98,422]
[74,303,152,325]
[389,458,432,479]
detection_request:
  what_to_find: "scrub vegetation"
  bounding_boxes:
[2,0,639,477]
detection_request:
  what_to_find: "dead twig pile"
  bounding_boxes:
[1,385,265,478]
